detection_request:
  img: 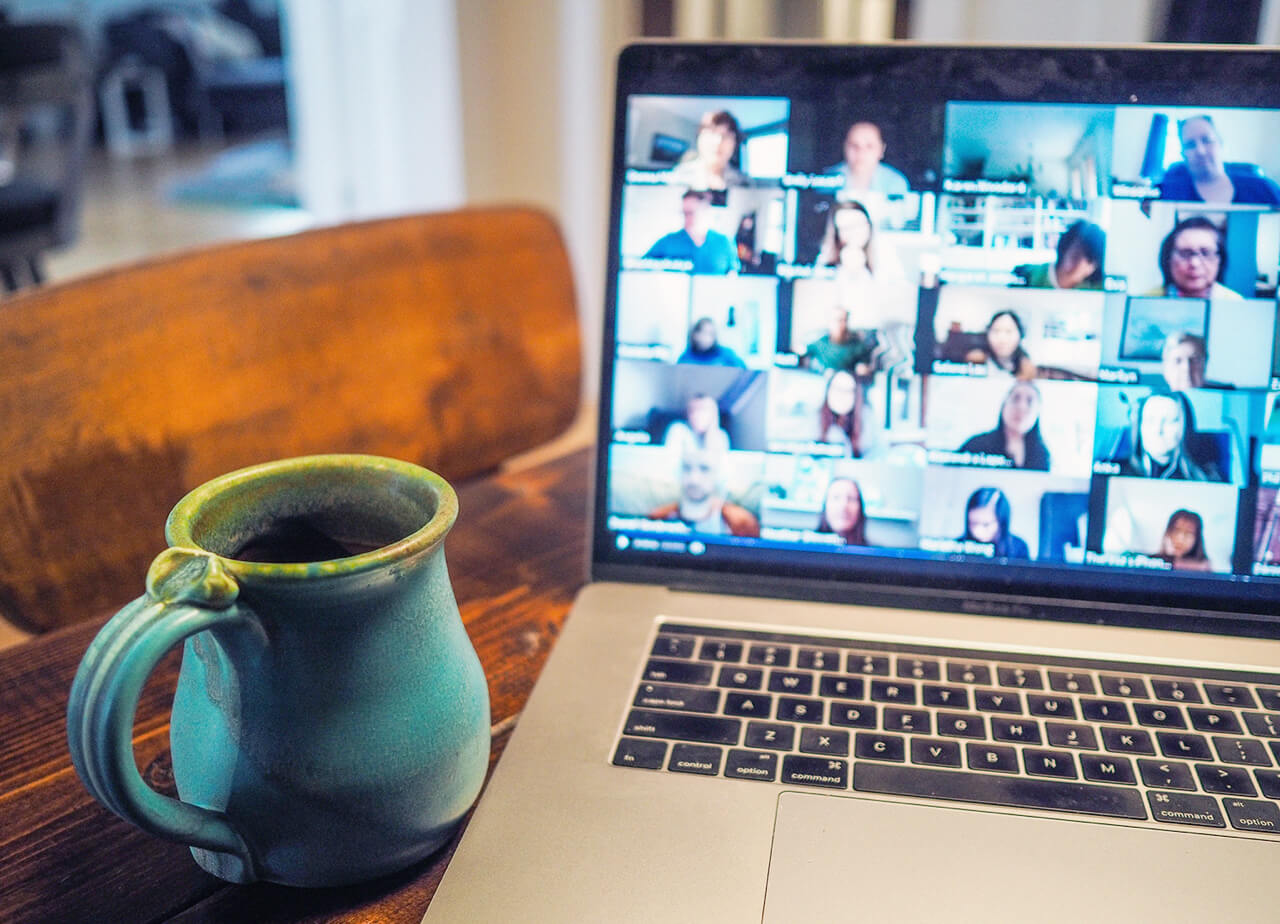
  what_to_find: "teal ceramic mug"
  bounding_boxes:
[66,454,490,887]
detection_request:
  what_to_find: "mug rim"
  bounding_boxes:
[165,454,458,580]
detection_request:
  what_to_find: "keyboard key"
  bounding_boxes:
[1196,764,1258,796]
[1028,694,1076,720]
[668,743,722,776]
[724,749,778,782]
[1046,723,1098,750]
[975,689,1023,714]
[967,743,1019,773]
[644,659,713,685]
[1133,703,1186,729]
[1212,736,1272,766]
[1081,698,1131,724]
[1243,712,1280,738]
[1138,759,1196,791]
[1048,670,1096,695]
[1024,748,1078,779]
[799,727,850,757]
[717,666,764,690]
[781,755,848,789]
[1080,754,1137,785]
[748,644,791,667]
[1157,732,1212,761]
[848,653,890,676]
[1204,684,1257,709]
[1223,798,1280,835]
[991,717,1042,744]
[796,648,839,671]
[612,737,667,770]
[1148,791,1225,828]
[1187,707,1242,735]
[1099,675,1148,699]
[1151,679,1202,704]
[651,635,695,659]
[723,692,772,718]
[854,764,1146,819]
[856,733,906,762]
[922,684,969,709]
[777,697,823,723]
[633,683,721,713]
[819,674,866,700]
[744,721,795,751]
[882,708,931,735]
[767,670,815,695]
[897,657,941,681]
[910,737,962,767]
[997,666,1044,690]
[947,662,992,685]
[936,712,986,739]
[625,709,740,745]
[1256,769,1280,798]
[870,680,917,704]
[698,640,743,663]
[829,703,876,728]
[1259,688,1280,711]
[1101,727,1154,755]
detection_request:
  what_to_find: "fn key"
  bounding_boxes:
[613,737,667,770]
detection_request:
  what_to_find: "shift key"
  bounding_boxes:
[625,709,741,745]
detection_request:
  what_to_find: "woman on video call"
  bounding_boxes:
[1154,508,1213,571]
[818,370,864,457]
[958,381,1051,471]
[1114,391,1221,481]
[817,477,868,545]
[964,309,1037,380]
[1148,216,1242,300]
[959,487,1030,559]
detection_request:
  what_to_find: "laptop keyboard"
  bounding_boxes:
[612,622,1280,837]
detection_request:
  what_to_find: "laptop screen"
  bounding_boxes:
[593,43,1280,634]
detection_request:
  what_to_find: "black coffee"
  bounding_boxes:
[232,517,396,563]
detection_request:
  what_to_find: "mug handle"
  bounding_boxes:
[67,548,263,878]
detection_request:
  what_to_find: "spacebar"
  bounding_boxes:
[853,764,1147,820]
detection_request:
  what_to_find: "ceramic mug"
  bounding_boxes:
[67,454,490,887]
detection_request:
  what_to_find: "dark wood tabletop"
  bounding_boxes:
[0,446,590,924]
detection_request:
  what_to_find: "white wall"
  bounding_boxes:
[910,0,1164,42]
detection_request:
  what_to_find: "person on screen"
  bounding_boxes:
[644,190,739,274]
[1156,115,1280,206]
[1154,508,1212,571]
[678,317,745,367]
[958,381,1051,471]
[1115,392,1221,481]
[1147,216,1242,300]
[960,487,1030,559]
[1160,331,1207,391]
[664,393,731,456]
[825,121,909,197]
[647,446,759,537]
[964,310,1036,380]
[803,303,876,375]
[668,110,750,191]
[818,370,864,457]
[817,477,868,545]
[1013,220,1106,290]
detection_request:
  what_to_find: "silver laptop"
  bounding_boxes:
[428,42,1280,922]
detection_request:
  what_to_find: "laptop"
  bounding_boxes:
[427,42,1280,921]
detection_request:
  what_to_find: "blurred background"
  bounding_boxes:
[1,0,1276,390]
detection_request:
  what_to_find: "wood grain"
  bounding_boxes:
[0,447,591,924]
[0,207,580,633]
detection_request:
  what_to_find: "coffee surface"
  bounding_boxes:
[232,517,392,563]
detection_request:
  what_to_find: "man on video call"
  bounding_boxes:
[647,446,759,537]
[643,189,739,274]
[826,121,909,198]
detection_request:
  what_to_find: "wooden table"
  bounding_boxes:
[0,448,590,924]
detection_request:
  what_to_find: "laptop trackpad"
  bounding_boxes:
[764,791,1270,922]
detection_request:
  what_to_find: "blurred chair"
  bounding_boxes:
[0,20,94,292]
[0,208,581,633]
